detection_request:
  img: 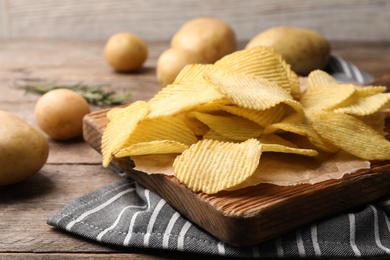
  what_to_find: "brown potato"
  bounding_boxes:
[34,88,91,140]
[245,26,330,76]
[104,32,148,72]
[0,110,49,186]
[171,17,237,63]
[156,48,206,87]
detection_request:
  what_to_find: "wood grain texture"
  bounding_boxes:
[0,39,390,257]
[0,0,389,41]
[83,108,390,246]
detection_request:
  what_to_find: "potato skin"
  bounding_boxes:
[171,17,237,63]
[245,26,330,76]
[34,88,91,140]
[0,111,49,186]
[104,32,148,72]
[156,48,206,87]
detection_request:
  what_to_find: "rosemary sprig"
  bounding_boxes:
[17,82,132,106]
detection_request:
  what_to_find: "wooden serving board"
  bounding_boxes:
[83,109,390,247]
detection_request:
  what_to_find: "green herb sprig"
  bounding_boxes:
[17,82,132,106]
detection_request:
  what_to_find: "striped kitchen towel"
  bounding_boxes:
[47,56,389,258]
[47,176,390,258]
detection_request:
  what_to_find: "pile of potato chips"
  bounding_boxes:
[101,46,390,194]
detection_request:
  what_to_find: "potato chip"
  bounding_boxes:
[174,112,209,136]
[147,81,229,119]
[261,143,318,156]
[259,133,317,156]
[106,106,123,120]
[101,101,149,167]
[173,138,262,194]
[265,114,339,153]
[307,70,338,88]
[300,84,355,111]
[131,154,176,176]
[222,104,285,127]
[188,111,263,141]
[214,46,293,94]
[332,92,390,116]
[354,86,387,96]
[202,129,238,142]
[128,115,198,146]
[115,140,188,157]
[174,63,215,83]
[193,102,284,127]
[312,112,390,160]
[206,68,304,116]
[259,133,299,148]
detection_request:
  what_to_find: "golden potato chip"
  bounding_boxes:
[115,140,188,157]
[174,112,209,136]
[312,112,390,160]
[300,84,355,111]
[106,106,123,120]
[202,129,238,142]
[131,154,176,176]
[147,81,229,118]
[287,70,301,100]
[218,104,285,127]
[214,46,293,94]
[264,114,339,153]
[206,68,304,116]
[261,143,318,157]
[307,70,338,88]
[173,138,262,194]
[332,91,390,116]
[354,86,387,96]
[188,111,263,141]
[259,133,299,147]
[128,115,198,146]
[259,133,317,156]
[101,101,149,167]
[174,63,215,83]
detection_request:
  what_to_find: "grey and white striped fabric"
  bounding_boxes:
[48,56,389,258]
[48,176,390,258]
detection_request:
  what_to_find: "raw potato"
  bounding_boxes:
[171,17,237,63]
[0,110,49,186]
[156,48,206,87]
[104,32,148,72]
[245,26,330,76]
[34,88,91,140]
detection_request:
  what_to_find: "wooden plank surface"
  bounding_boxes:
[0,39,390,258]
[0,0,389,42]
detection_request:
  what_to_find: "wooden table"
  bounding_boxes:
[0,40,389,259]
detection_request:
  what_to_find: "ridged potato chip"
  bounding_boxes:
[312,112,390,160]
[332,91,390,116]
[116,140,188,157]
[173,138,262,194]
[174,112,209,136]
[188,111,263,141]
[265,114,339,153]
[300,84,355,111]
[202,129,237,142]
[147,81,229,118]
[306,70,338,88]
[214,46,294,95]
[128,115,198,146]
[101,101,149,167]
[259,133,318,156]
[206,68,304,116]
[174,63,215,83]
[131,154,176,176]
